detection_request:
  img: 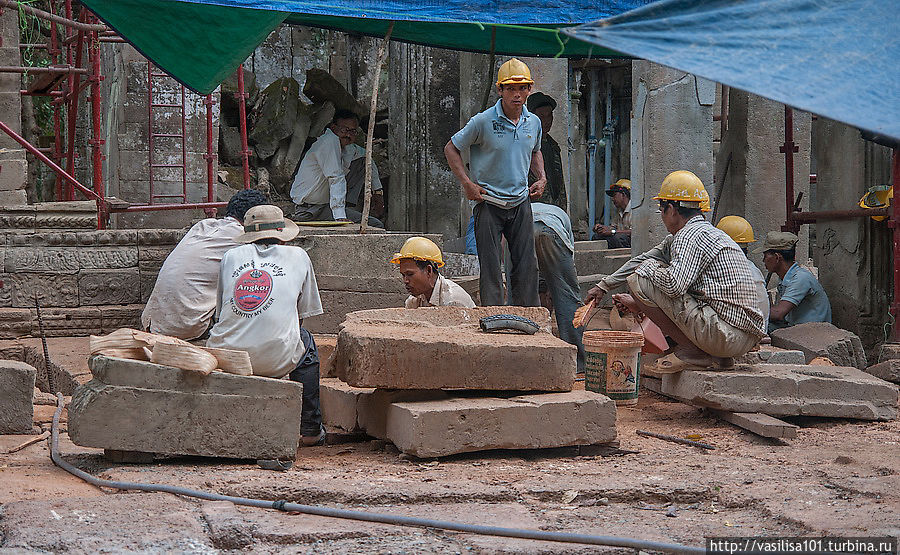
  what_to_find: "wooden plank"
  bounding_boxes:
[718,411,798,439]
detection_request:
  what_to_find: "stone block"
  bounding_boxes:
[865,360,900,385]
[314,274,406,294]
[320,378,374,432]
[0,360,36,434]
[334,307,576,391]
[358,389,450,439]
[77,247,139,269]
[0,308,32,338]
[99,305,143,333]
[878,343,900,363]
[770,323,867,369]
[737,348,807,366]
[29,307,102,337]
[661,364,898,420]
[78,269,141,305]
[573,243,631,276]
[0,205,34,230]
[289,233,442,280]
[0,273,79,307]
[0,158,27,192]
[137,229,187,246]
[4,247,80,273]
[303,290,408,334]
[140,270,159,303]
[69,355,303,459]
[386,391,618,457]
[0,190,27,205]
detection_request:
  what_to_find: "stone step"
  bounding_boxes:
[333,307,576,391]
[69,355,303,460]
[660,364,898,421]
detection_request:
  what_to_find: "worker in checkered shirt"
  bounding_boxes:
[584,171,765,373]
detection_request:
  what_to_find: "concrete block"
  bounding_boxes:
[334,307,576,391]
[304,290,408,334]
[770,322,867,369]
[386,391,618,457]
[661,364,898,421]
[69,355,303,459]
[320,378,374,432]
[0,360,36,433]
[865,360,900,385]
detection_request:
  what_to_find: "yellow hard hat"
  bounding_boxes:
[716,215,755,243]
[390,236,445,268]
[612,178,631,190]
[858,185,892,221]
[699,188,711,212]
[497,58,534,86]
[654,170,708,208]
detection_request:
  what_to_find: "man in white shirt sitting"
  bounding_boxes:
[290,109,384,227]
[390,237,475,309]
[207,204,326,446]
[141,189,267,339]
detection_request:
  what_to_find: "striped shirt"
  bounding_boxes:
[599,216,764,336]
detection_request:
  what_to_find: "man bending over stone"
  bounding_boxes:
[207,204,326,446]
[390,237,475,309]
[141,189,267,340]
[583,171,764,373]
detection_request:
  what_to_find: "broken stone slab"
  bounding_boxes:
[770,322,867,369]
[303,68,367,118]
[69,355,303,460]
[865,360,900,385]
[0,360,35,433]
[877,343,900,363]
[334,307,576,391]
[320,378,374,433]
[661,364,898,421]
[736,347,807,366]
[385,391,618,458]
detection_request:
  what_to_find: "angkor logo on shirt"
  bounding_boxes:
[233,268,273,312]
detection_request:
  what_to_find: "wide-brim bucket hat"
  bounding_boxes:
[235,204,300,243]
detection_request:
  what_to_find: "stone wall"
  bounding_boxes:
[0,8,26,204]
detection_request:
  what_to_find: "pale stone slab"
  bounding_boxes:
[661,364,898,421]
[320,378,374,432]
[304,290,408,334]
[0,360,35,433]
[334,307,576,391]
[386,391,618,457]
[770,323,866,369]
[864,360,900,385]
[69,355,303,460]
[290,233,442,280]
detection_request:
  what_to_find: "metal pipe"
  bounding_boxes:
[0,0,107,31]
[780,106,799,233]
[236,64,251,189]
[48,395,704,554]
[0,119,102,203]
[602,69,613,226]
[890,148,900,341]
[586,70,598,233]
[204,94,217,217]
[0,65,87,74]
[51,0,63,201]
[110,201,227,213]
[788,207,889,222]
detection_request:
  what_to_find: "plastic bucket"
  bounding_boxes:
[583,330,644,405]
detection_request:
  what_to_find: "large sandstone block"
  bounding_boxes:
[334,307,576,391]
[0,360,36,433]
[290,233,442,280]
[386,391,618,457]
[770,323,866,369]
[69,355,303,459]
[661,364,898,420]
[320,378,374,432]
[865,360,900,385]
[304,290,409,334]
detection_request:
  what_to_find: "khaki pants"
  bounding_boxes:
[627,273,757,358]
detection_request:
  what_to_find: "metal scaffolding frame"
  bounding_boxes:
[0,1,252,228]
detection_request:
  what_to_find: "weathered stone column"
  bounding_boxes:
[629,61,715,253]
[714,90,811,270]
[812,118,893,354]
[0,8,27,204]
[387,45,460,236]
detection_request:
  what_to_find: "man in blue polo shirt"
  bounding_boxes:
[755,231,832,333]
[444,58,545,306]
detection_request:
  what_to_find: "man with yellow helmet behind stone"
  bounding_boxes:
[716,215,770,333]
[584,170,764,372]
[390,237,475,309]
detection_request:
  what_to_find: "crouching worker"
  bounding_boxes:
[390,237,475,309]
[584,171,765,373]
[206,205,326,446]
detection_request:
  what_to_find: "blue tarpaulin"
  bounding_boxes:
[564,0,900,140]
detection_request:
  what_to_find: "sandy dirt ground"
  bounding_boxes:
[1,335,898,552]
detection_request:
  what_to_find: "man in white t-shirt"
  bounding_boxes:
[141,189,267,339]
[207,204,326,446]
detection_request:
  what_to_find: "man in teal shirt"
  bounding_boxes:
[755,231,832,333]
[444,58,545,306]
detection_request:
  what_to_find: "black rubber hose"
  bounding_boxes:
[50,394,704,553]
[479,314,541,334]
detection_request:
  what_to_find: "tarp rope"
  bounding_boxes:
[49,394,704,553]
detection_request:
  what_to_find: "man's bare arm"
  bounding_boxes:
[444,141,485,201]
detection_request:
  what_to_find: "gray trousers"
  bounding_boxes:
[534,222,585,373]
[292,202,383,228]
[474,200,539,307]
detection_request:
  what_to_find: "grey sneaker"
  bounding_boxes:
[301,425,326,447]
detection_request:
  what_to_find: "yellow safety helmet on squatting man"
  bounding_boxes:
[716,215,755,244]
[654,170,709,211]
[496,58,534,86]
[390,236,445,268]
